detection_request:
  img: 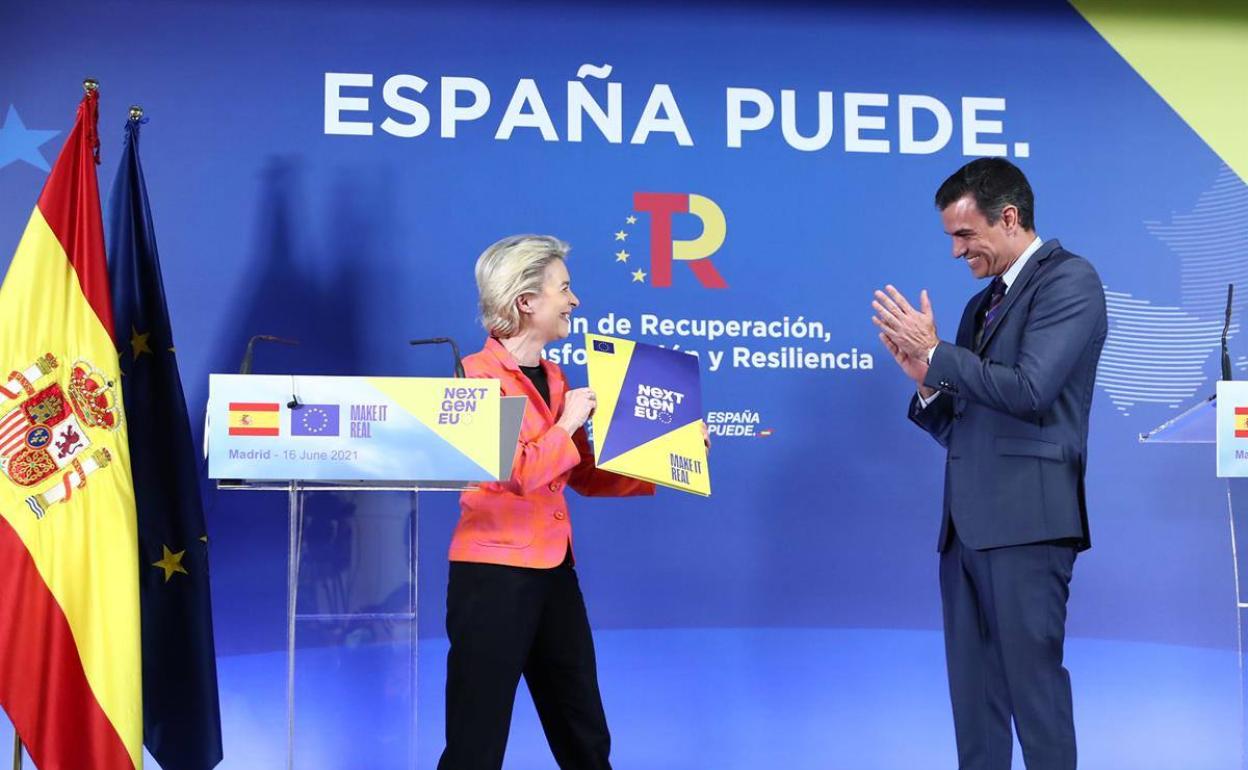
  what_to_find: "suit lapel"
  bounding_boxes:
[542,358,566,420]
[975,239,1060,354]
[958,283,994,348]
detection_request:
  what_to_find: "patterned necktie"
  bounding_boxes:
[983,277,1007,328]
[976,277,1007,347]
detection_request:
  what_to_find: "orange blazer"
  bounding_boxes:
[448,337,656,568]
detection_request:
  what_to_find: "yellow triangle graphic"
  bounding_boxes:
[598,419,711,496]
[1070,1,1248,181]
[584,334,635,461]
[368,377,500,477]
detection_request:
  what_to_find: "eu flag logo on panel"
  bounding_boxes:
[292,404,340,436]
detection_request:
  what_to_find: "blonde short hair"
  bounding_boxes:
[475,234,570,338]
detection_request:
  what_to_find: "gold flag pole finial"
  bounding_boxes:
[83,78,99,93]
[129,105,144,121]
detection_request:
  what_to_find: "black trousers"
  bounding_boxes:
[437,551,611,770]
[940,529,1078,770]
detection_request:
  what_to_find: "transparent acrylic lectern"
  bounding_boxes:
[207,375,525,770]
[1141,394,1248,769]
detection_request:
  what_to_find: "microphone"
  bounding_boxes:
[1222,284,1235,382]
[410,337,466,378]
[239,334,299,375]
[288,377,302,410]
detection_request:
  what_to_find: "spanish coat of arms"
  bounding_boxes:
[0,353,122,519]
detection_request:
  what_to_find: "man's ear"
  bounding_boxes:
[999,204,1019,232]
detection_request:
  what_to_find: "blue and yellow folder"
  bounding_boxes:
[584,334,710,496]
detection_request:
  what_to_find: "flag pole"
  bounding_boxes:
[11,734,21,770]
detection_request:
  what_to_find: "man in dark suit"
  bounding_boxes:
[872,158,1107,770]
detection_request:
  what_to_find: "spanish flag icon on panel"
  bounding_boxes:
[227,401,281,437]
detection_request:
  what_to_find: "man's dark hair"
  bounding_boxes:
[935,157,1035,231]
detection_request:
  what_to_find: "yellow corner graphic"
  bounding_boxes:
[599,419,711,496]
[585,334,636,461]
[368,377,500,478]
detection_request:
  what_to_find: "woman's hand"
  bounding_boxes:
[558,387,597,433]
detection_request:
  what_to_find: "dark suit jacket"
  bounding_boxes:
[910,239,1107,552]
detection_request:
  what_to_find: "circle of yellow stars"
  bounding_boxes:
[299,406,334,434]
[613,214,646,283]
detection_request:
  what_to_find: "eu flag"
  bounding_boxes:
[108,112,223,770]
[291,404,341,436]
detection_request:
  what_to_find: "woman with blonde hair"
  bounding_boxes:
[438,234,655,770]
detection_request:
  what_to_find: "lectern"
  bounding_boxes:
[1141,384,1248,769]
[207,374,524,770]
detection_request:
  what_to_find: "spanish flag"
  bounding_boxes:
[0,85,142,769]
[227,401,280,437]
[1236,407,1248,439]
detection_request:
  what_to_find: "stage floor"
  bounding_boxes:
[8,627,1226,769]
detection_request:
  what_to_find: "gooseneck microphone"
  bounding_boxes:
[410,337,466,378]
[239,334,300,375]
[237,334,302,408]
[1222,284,1235,382]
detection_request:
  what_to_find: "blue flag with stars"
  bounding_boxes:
[108,114,224,770]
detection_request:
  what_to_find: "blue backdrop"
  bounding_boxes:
[2,2,1245,768]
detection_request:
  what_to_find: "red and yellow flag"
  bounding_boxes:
[1236,407,1248,439]
[228,401,281,436]
[0,86,142,769]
